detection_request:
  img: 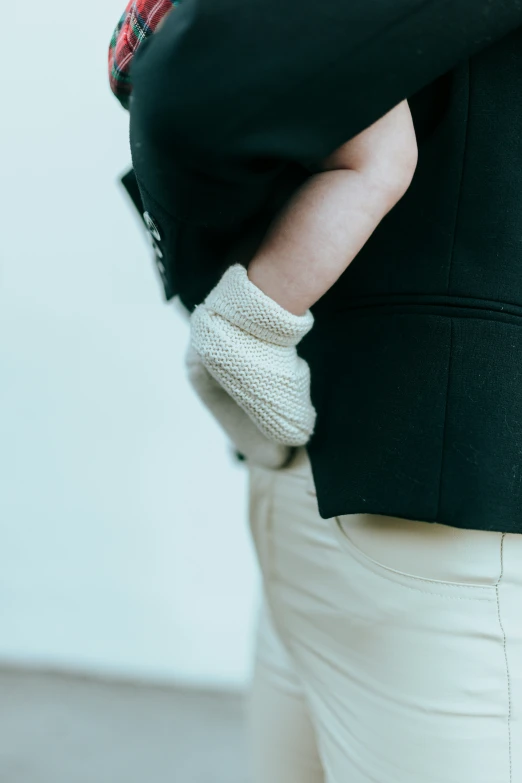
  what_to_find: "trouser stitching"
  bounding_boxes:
[495,533,512,783]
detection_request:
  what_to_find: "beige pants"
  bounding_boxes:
[246,447,522,783]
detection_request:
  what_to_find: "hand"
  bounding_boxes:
[185,345,293,469]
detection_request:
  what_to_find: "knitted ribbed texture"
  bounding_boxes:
[205,264,315,345]
[190,264,316,447]
[185,345,293,468]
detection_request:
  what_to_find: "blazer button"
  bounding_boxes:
[143,211,161,242]
[152,243,164,260]
[143,211,164,260]
[156,259,168,281]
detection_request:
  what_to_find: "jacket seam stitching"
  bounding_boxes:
[436,318,453,519]
[436,62,470,519]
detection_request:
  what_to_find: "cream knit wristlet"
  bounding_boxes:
[189,264,317,447]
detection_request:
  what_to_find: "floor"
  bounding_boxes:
[0,669,248,783]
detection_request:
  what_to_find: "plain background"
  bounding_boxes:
[0,0,259,688]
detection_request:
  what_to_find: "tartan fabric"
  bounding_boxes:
[109,0,178,109]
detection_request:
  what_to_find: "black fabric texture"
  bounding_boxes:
[127,1,522,531]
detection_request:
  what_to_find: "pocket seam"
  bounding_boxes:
[332,516,497,600]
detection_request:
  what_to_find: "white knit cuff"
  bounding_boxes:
[201,264,314,347]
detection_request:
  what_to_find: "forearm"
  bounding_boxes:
[248,100,418,315]
[247,169,393,315]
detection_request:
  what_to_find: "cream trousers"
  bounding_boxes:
[246,447,522,783]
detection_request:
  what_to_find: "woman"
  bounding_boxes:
[113,1,522,779]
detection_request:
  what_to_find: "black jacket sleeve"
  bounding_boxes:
[128,0,522,304]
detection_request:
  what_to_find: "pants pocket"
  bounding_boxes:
[332,512,502,597]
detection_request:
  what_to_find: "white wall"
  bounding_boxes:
[0,1,260,688]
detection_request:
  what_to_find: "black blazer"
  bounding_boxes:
[128,0,522,532]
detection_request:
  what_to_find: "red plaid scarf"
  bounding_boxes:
[109,0,177,108]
